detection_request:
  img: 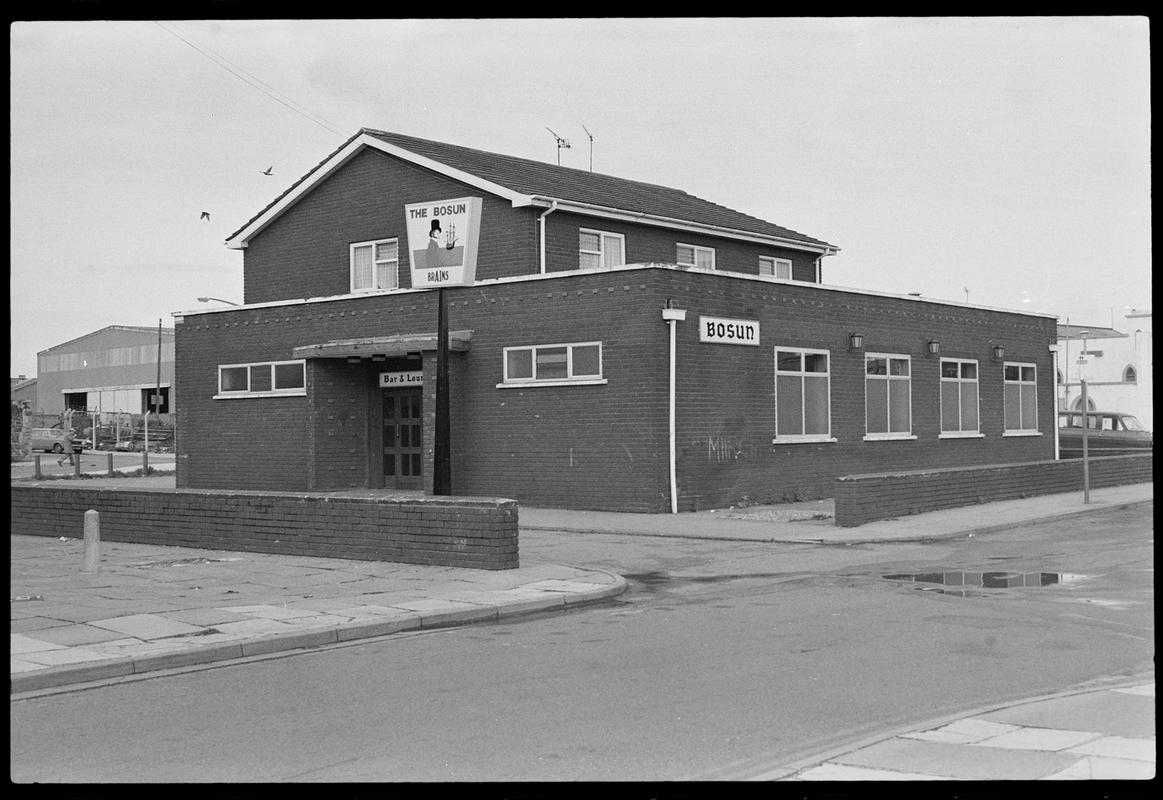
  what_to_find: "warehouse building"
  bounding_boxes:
[174,129,1057,512]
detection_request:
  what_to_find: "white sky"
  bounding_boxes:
[9,17,1152,378]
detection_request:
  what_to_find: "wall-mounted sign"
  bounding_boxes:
[379,371,424,388]
[405,196,483,288]
[699,316,760,346]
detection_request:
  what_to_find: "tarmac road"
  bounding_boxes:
[10,498,1153,782]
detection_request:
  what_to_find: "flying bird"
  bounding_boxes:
[261,166,273,175]
[200,212,211,221]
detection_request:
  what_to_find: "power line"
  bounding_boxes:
[154,22,347,136]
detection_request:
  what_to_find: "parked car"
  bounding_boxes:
[28,427,84,454]
[1058,411,1152,458]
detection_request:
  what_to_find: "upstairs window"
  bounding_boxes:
[940,358,980,436]
[1003,362,1038,433]
[759,256,792,280]
[579,229,625,270]
[350,239,399,292]
[1123,365,1137,383]
[677,243,715,270]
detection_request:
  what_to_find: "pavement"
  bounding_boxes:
[9,473,1154,781]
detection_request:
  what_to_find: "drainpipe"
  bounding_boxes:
[1051,346,1060,460]
[538,200,558,274]
[662,302,687,513]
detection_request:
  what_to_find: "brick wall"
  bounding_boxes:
[10,486,519,569]
[833,453,1153,527]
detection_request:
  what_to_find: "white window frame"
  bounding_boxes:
[864,353,916,441]
[939,357,983,438]
[676,243,716,270]
[1002,361,1041,436]
[215,360,306,399]
[759,256,793,280]
[498,341,607,388]
[773,346,834,444]
[349,238,400,293]
[578,229,625,270]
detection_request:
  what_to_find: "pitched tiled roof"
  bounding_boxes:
[229,129,836,251]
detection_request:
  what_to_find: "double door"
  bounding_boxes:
[383,389,422,489]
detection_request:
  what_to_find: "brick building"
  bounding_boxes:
[174,129,1058,512]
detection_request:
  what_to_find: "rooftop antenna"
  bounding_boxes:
[546,127,571,165]
[582,124,594,171]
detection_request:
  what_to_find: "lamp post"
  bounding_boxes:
[196,296,240,306]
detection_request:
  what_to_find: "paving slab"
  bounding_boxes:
[834,737,1082,780]
[978,689,1155,738]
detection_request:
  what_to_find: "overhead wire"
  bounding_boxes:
[154,21,347,136]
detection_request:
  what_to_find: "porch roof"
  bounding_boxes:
[291,330,472,359]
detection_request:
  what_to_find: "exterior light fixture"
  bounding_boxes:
[346,356,362,365]
[197,296,240,306]
[848,332,864,351]
[992,344,1005,361]
[927,340,941,356]
[371,354,387,362]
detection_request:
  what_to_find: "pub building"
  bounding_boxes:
[174,129,1057,512]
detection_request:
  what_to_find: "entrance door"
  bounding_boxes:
[383,389,423,489]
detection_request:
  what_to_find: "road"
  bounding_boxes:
[9,504,1153,782]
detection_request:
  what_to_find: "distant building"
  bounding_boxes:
[1054,309,1153,431]
[35,326,175,414]
[10,375,37,408]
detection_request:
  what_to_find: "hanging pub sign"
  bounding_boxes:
[405,196,483,288]
[699,315,760,346]
[379,371,424,388]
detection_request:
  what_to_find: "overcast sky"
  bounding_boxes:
[9,17,1152,378]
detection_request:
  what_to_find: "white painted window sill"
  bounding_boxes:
[771,437,838,445]
[1002,430,1043,437]
[213,391,307,400]
[863,434,918,442]
[938,432,985,439]
[497,378,608,389]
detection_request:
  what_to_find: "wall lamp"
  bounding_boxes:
[346,356,362,365]
[847,332,864,351]
[992,344,1006,361]
[371,354,387,362]
[927,340,941,356]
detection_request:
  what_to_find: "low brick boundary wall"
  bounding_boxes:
[834,453,1153,528]
[10,486,519,570]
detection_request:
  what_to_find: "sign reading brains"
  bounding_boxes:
[404,196,483,288]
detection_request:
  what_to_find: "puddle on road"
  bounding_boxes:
[133,557,242,568]
[882,570,1089,596]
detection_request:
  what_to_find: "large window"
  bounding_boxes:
[759,256,792,280]
[677,243,715,270]
[940,358,980,436]
[579,229,625,270]
[865,354,913,438]
[350,239,399,292]
[217,360,306,398]
[774,347,832,442]
[1003,362,1038,433]
[500,342,605,387]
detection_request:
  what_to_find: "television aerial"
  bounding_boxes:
[545,127,571,165]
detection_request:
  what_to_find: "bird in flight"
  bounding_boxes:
[200,212,211,221]
[261,166,273,175]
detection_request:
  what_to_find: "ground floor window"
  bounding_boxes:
[774,347,832,442]
[940,358,980,436]
[865,354,912,438]
[216,360,306,398]
[1003,362,1038,433]
[499,342,605,387]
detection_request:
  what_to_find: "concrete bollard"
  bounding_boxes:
[142,450,149,475]
[73,455,82,477]
[106,452,115,477]
[83,510,100,573]
[34,455,42,479]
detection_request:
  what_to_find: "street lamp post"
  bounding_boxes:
[197,297,240,306]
